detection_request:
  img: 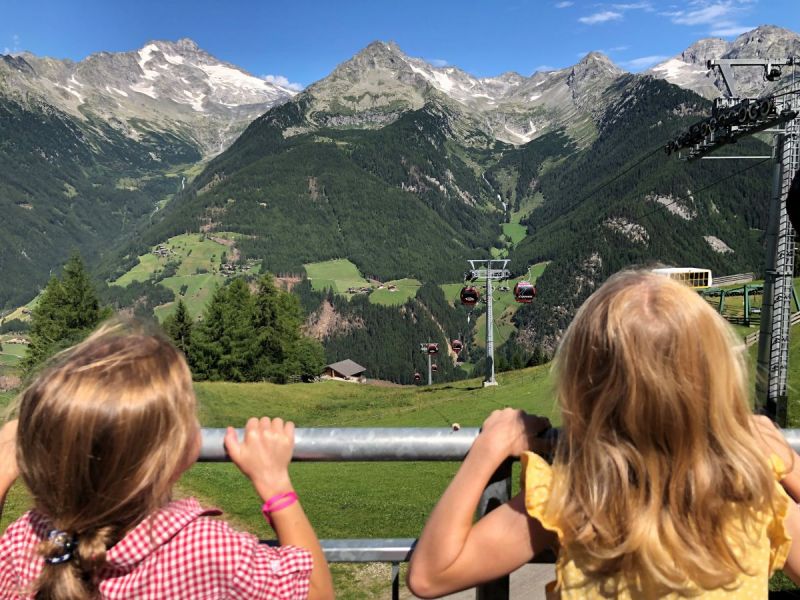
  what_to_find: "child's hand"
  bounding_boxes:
[478,408,551,458]
[0,419,19,487]
[225,417,295,500]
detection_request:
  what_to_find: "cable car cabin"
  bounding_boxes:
[513,281,536,303]
[426,343,439,355]
[460,286,480,306]
[651,267,713,289]
[413,372,421,382]
[451,339,463,353]
[431,364,438,373]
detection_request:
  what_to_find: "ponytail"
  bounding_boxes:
[16,321,198,599]
[35,527,115,600]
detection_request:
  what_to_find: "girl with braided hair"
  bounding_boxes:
[0,321,333,599]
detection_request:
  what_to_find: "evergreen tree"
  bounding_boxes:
[162,299,193,356]
[23,254,106,374]
[190,275,325,383]
[192,279,256,381]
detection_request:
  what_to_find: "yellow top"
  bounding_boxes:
[521,452,793,599]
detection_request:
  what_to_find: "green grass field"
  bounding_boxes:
[153,273,227,321]
[0,340,26,377]
[111,233,251,322]
[501,222,527,246]
[3,297,37,323]
[113,233,234,287]
[368,278,421,306]
[304,259,370,294]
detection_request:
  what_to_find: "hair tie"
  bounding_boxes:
[45,529,77,565]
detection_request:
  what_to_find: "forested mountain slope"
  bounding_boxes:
[509,76,772,352]
[0,95,198,308]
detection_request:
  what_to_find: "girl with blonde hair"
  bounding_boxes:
[0,322,333,599]
[408,269,800,598]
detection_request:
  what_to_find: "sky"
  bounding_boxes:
[1,0,798,89]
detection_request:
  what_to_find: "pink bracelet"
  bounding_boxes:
[261,492,299,528]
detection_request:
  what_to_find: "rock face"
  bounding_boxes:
[0,39,296,155]
[647,25,800,99]
[298,42,627,147]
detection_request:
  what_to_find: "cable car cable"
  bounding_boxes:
[635,157,772,224]
[537,144,665,224]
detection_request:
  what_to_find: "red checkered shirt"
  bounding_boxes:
[0,497,312,599]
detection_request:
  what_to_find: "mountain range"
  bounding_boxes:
[2,25,799,370]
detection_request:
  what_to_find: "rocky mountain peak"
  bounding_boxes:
[0,39,297,155]
[649,24,800,99]
[174,37,200,52]
[680,38,729,65]
[728,25,800,58]
[577,51,622,74]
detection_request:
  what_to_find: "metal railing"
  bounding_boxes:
[199,427,800,599]
[200,426,505,599]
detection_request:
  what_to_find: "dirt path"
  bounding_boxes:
[415,301,458,362]
[209,235,240,263]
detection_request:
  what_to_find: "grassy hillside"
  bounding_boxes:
[0,95,200,310]
[305,259,370,294]
[5,330,800,596]
[110,232,259,320]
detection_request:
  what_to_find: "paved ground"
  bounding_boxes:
[401,564,554,599]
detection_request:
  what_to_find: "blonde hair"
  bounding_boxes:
[548,270,782,594]
[16,321,198,600]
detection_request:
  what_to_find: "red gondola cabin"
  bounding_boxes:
[414,372,422,382]
[451,339,463,353]
[513,281,536,303]
[426,343,439,355]
[460,286,480,306]
[431,363,438,373]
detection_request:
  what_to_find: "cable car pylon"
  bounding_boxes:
[462,259,511,387]
[667,57,799,425]
[419,342,439,385]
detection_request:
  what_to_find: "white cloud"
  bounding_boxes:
[262,74,303,92]
[671,3,735,25]
[532,64,556,72]
[623,54,670,69]
[555,1,574,7]
[428,58,448,67]
[664,1,755,38]
[709,23,754,36]
[612,2,653,10]
[579,10,623,24]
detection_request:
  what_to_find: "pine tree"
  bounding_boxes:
[23,254,106,374]
[162,299,193,357]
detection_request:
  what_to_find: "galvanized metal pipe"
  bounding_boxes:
[199,427,481,462]
[201,427,800,462]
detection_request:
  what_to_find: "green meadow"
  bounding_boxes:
[368,278,421,306]
[304,259,370,294]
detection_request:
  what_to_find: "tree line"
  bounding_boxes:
[22,255,324,383]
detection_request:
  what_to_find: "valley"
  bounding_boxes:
[2,26,799,384]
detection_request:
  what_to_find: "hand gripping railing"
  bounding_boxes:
[199,427,510,599]
[200,428,800,599]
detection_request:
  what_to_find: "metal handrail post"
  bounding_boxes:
[476,459,513,600]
